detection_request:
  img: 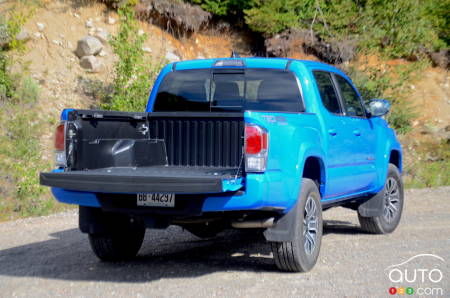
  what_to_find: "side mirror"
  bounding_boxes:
[368,99,391,117]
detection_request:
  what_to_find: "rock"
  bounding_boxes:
[75,36,103,58]
[142,47,152,53]
[52,39,62,46]
[67,41,73,49]
[15,30,29,41]
[98,50,107,57]
[165,52,180,62]
[430,49,449,69]
[33,32,42,39]
[36,22,45,31]
[107,17,116,25]
[265,29,356,64]
[95,30,110,44]
[73,13,80,18]
[80,55,102,72]
[85,19,94,28]
[0,24,10,47]
[135,0,211,35]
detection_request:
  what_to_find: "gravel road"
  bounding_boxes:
[0,187,449,297]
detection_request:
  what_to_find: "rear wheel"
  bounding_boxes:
[88,224,145,261]
[270,178,323,272]
[358,164,404,234]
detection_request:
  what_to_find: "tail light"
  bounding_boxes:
[54,122,66,167]
[244,124,268,172]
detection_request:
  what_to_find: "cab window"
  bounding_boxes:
[313,71,342,114]
[334,75,365,117]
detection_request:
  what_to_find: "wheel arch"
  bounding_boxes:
[389,149,402,173]
[302,156,326,197]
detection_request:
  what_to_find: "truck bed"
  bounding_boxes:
[40,109,245,194]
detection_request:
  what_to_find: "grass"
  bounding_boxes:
[0,100,68,221]
[403,140,450,188]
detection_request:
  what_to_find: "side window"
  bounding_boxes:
[334,75,365,117]
[313,71,342,114]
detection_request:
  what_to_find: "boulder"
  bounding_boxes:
[165,51,180,62]
[0,24,10,48]
[85,19,94,28]
[80,55,103,72]
[95,30,110,44]
[15,30,29,42]
[265,29,356,64]
[36,22,45,32]
[135,0,211,36]
[75,36,103,58]
[430,49,449,69]
[107,17,116,25]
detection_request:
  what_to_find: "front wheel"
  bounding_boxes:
[358,163,404,234]
[270,178,323,272]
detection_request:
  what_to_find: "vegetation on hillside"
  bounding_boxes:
[191,0,449,59]
[101,0,163,111]
[0,6,62,220]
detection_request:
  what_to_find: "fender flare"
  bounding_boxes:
[264,151,326,242]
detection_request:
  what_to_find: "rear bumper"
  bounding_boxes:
[45,169,293,213]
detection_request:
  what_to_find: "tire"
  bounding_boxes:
[270,178,323,272]
[88,225,145,262]
[183,223,224,239]
[358,164,404,234]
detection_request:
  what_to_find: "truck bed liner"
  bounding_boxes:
[40,166,242,194]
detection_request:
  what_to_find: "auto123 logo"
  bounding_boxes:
[385,254,446,296]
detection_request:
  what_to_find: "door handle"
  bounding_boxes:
[328,129,337,136]
[353,130,361,136]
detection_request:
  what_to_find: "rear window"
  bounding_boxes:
[152,68,304,112]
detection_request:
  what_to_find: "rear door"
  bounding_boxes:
[332,74,377,192]
[313,71,353,199]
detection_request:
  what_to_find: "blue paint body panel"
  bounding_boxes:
[51,57,402,213]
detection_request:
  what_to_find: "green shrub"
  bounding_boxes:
[190,0,253,16]
[244,0,307,34]
[343,62,422,134]
[0,51,14,100]
[0,91,58,220]
[101,0,162,112]
[359,0,443,58]
[13,76,40,104]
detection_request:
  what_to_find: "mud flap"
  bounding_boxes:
[263,200,301,242]
[357,188,385,217]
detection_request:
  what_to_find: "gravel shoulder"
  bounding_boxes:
[0,187,449,297]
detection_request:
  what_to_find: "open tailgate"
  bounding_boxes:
[40,166,244,194]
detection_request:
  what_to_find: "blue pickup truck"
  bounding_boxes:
[40,57,404,272]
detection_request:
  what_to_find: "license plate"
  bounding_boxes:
[136,193,175,207]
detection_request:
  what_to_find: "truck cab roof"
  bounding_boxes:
[171,57,345,76]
